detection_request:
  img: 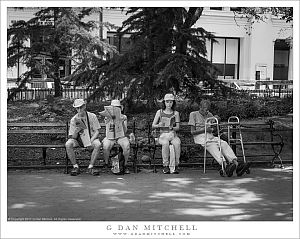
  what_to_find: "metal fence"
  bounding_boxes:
[7,88,99,101]
[232,89,293,98]
[7,88,293,101]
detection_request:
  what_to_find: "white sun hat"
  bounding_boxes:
[164,94,175,101]
[111,99,122,107]
[73,99,86,108]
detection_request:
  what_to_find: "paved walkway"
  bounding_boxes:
[7,166,293,221]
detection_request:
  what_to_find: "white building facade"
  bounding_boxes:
[7,7,293,90]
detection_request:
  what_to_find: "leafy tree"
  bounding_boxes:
[90,7,221,107]
[7,7,116,100]
[233,7,293,22]
[232,7,293,35]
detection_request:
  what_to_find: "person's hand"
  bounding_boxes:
[157,123,163,128]
[75,127,84,134]
[75,121,85,130]
[206,127,214,133]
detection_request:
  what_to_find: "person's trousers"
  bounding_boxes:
[102,137,130,165]
[194,133,237,165]
[158,131,181,167]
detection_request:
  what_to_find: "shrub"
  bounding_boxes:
[209,97,293,120]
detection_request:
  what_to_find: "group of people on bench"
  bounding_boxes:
[66,95,250,177]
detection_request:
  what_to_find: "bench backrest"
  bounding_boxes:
[7,122,68,135]
[144,119,278,143]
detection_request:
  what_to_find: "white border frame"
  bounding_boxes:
[1,1,299,238]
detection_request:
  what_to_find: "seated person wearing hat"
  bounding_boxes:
[152,93,181,174]
[65,99,101,176]
[100,99,131,174]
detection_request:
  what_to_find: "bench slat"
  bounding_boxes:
[234,141,282,145]
[8,123,66,127]
[154,141,282,147]
[8,145,65,148]
[8,130,66,134]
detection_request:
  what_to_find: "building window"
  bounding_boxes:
[58,59,71,78]
[107,31,132,55]
[230,7,242,11]
[210,7,223,11]
[273,39,289,81]
[208,37,240,80]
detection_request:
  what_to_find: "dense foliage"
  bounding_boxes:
[91,7,223,107]
[7,7,116,99]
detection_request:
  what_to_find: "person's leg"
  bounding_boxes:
[102,138,115,165]
[89,139,101,166]
[219,139,251,176]
[159,134,170,173]
[205,141,223,165]
[117,137,130,166]
[171,136,181,167]
[65,139,80,176]
[220,139,251,177]
[206,140,236,177]
[85,139,102,176]
[220,140,238,165]
[65,139,79,165]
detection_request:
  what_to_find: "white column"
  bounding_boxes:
[288,40,293,87]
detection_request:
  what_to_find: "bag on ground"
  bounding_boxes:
[111,148,125,175]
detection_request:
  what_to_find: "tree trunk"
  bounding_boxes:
[53,8,62,97]
[54,74,62,97]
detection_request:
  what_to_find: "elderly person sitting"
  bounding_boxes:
[65,99,101,176]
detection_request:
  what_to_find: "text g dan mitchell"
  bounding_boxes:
[106,224,198,231]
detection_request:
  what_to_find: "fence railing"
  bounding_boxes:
[239,89,293,98]
[7,88,100,102]
[7,88,293,101]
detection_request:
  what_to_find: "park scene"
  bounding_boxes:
[3,5,297,239]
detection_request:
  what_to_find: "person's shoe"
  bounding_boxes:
[236,162,251,177]
[225,163,236,177]
[86,167,100,176]
[124,167,130,174]
[101,163,110,172]
[70,167,80,176]
[163,166,170,174]
[171,166,179,174]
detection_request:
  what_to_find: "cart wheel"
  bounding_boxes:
[246,169,250,174]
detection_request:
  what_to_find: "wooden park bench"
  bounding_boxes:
[7,121,139,174]
[144,119,285,172]
[7,122,68,167]
[228,119,284,167]
[7,118,285,174]
[63,121,139,174]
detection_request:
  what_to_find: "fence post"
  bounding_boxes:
[279,85,282,98]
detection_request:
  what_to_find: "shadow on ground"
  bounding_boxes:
[7,167,293,221]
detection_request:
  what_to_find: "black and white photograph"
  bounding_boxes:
[1,1,299,238]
